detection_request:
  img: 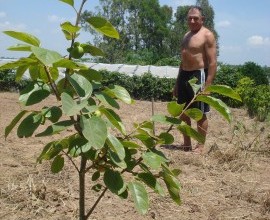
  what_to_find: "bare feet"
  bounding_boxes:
[192,144,204,154]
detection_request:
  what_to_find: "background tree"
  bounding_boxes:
[81,0,173,64]
[81,0,219,65]
[171,6,190,58]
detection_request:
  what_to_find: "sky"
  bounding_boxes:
[0,0,270,66]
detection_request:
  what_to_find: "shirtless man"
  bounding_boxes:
[173,6,217,153]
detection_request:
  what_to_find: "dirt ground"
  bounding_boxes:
[0,92,269,220]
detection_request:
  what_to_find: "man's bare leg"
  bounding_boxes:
[194,114,208,153]
[180,114,192,151]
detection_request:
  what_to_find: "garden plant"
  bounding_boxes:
[1,0,241,219]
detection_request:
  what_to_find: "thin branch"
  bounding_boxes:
[85,157,143,219]
[44,66,61,100]
[85,164,95,173]
[62,150,80,173]
[166,91,203,133]
[76,0,88,26]
[85,187,108,219]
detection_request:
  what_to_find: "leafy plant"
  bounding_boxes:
[236,77,270,121]
[100,70,176,101]
[1,0,241,219]
[239,61,269,86]
[0,69,29,91]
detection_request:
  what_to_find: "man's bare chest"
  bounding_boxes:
[182,34,205,52]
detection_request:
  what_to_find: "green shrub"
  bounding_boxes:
[214,64,243,88]
[236,77,270,121]
[211,64,243,107]
[239,62,269,85]
[154,57,180,67]
[100,70,176,101]
[0,69,29,91]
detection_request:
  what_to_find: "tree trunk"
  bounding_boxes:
[79,157,87,220]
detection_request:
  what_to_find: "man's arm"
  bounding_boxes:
[204,31,217,87]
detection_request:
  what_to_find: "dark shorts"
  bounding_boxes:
[177,69,210,114]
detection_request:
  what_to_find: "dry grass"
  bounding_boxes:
[0,92,269,220]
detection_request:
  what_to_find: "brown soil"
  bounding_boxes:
[0,92,269,220]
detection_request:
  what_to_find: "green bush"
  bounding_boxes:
[0,69,29,91]
[100,70,176,101]
[214,64,243,88]
[212,64,243,107]
[3,66,268,122]
[236,77,270,121]
[154,57,180,67]
[239,62,269,85]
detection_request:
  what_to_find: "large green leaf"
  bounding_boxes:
[158,132,174,145]
[100,108,126,135]
[106,134,125,160]
[142,152,168,170]
[31,46,62,65]
[28,65,39,80]
[188,77,201,94]
[78,69,103,82]
[184,108,203,121]
[60,21,80,34]
[104,85,132,104]
[127,181,149,215]
[137,172,165,196]
[43,106,62,123]
[61,92,77,116]
[108,149,127,169]
[151,114,181,125]
[19,82,51,106]
[51,155,64,173]
[95,92,120,109]
[5,110,28,139]
[162,172,181,205]
[80,115,107,149]
[104,169,126,195]
[37,140,67,162]
[121,140,141,149]
[87,17,119,39]
[67,73,93,100]
[134,134,155,148]
[53,59,86,69]
[16,65,29,81]
[177,123,205,144]
[167,101,184,117]
[59,0,74,7]
[48,67,59,81]
[61,92,88,116]
[7,44,32,51]
[3,31,40,46]
[196,95,232,123]
[136,121,155,138]
[36,120,74,137]
[205,85,242,101]
[17,113,42,138]
[81,44,105,57]
[0,57,37,70]
[68,135,91,157]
